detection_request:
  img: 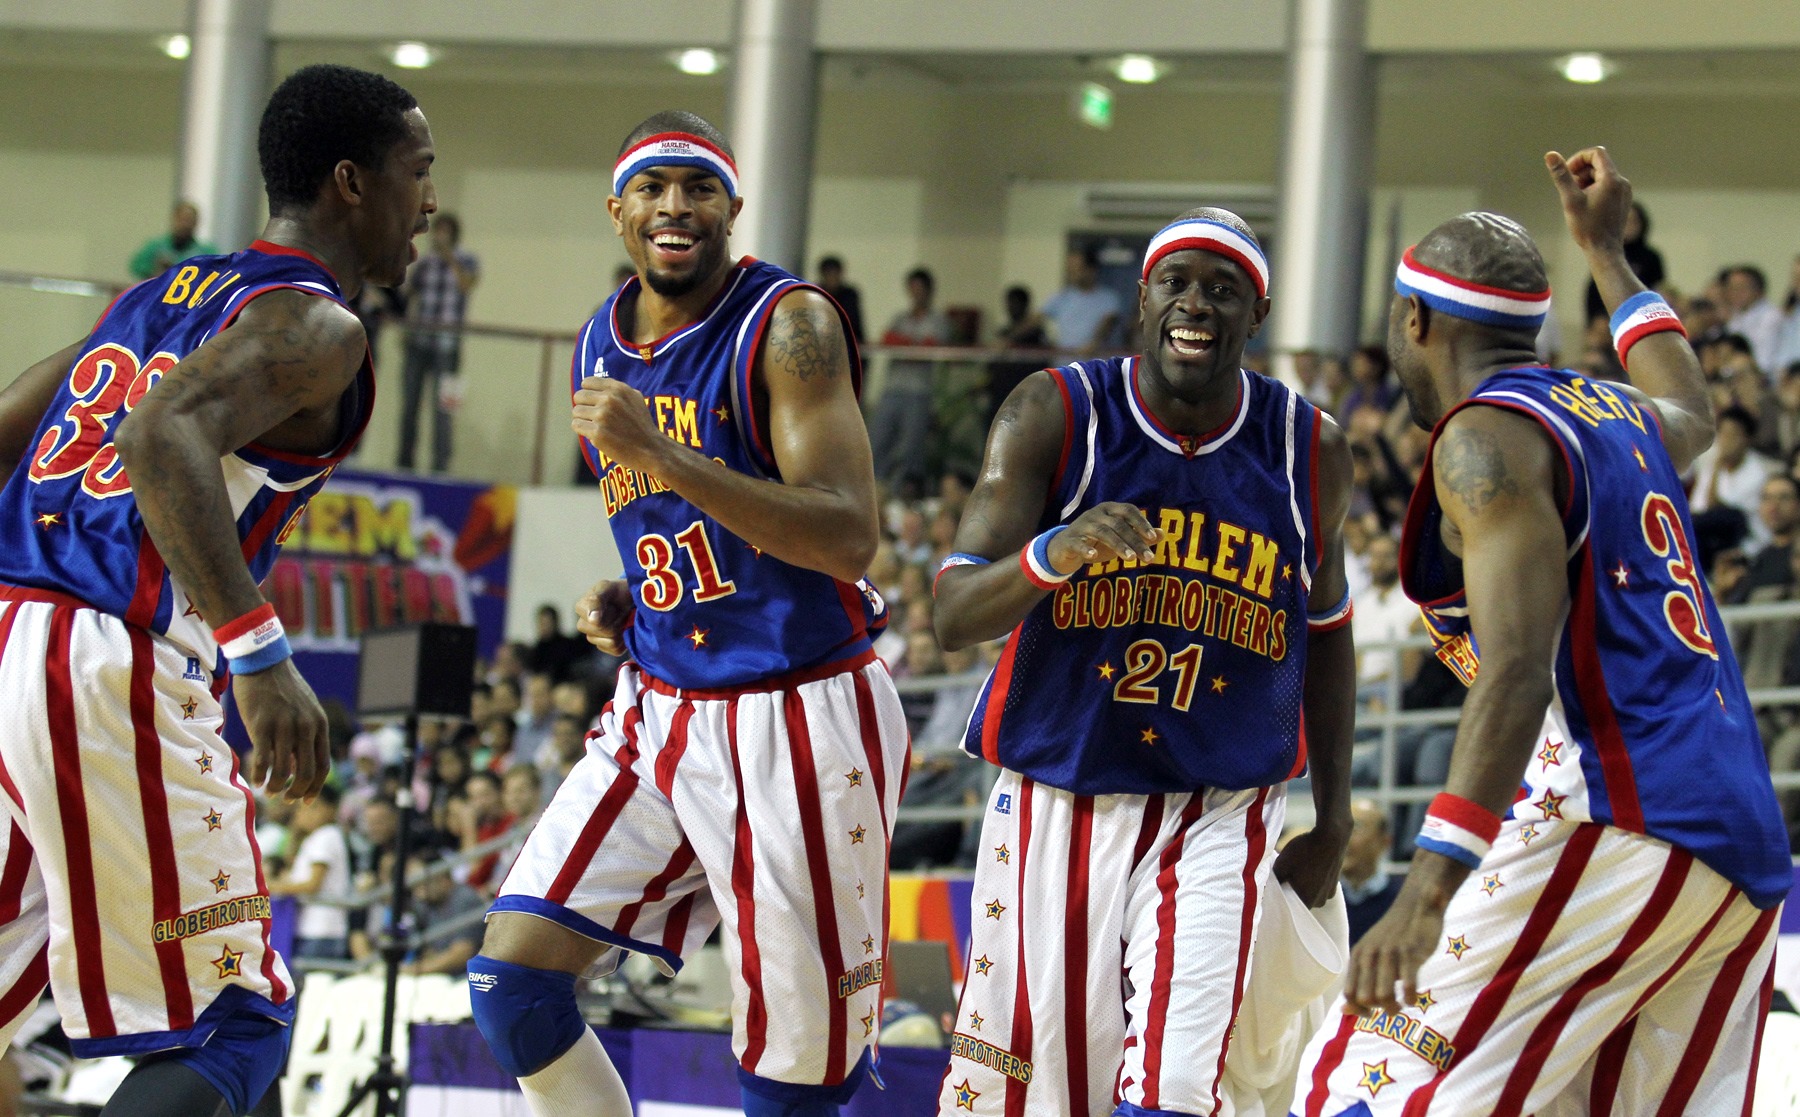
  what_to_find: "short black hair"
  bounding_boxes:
[464,769,501,793]
[258,64,419,211]
[1073,245,1101,270]
[906,268,935,292]
[1410,212,1548,340]
[313,782,343,808]
[1713,334,1754,358]
[617,110,734,162]
[432,213,461,243]
[1719,404,1758,438]
[1730,265,1768,295]
[1005,284,1031,304]
[818,255,844,272]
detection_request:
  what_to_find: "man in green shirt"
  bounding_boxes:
[128,200,218,279]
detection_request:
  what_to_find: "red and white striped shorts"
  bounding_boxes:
[1293,818,1777,1117]
[493,651,909,1088]
[0,595,291,1056]
[938,772,1285,1116]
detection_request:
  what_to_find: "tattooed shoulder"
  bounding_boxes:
[767,297,846,382]
[1435,423,1521,515]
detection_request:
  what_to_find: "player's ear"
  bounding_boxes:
[606,195,625,237]
[1248,295,1272,338]
[726,194,744,235]
[1404,294,1430,345]
[332,160,362,207]
[1138,279,1149,321]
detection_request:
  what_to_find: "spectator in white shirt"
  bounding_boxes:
[269,785,353,963]
[1349,534,1420,708]
[1035,247,1123,356]
[1690,406,1780,548]
[1724,265,1783,379]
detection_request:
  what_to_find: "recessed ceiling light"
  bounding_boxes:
[1115,54,1160,84]
[675,48,720,76]
[162,34,190,60]
[1558,52,1609,84]
[391,41,434,70]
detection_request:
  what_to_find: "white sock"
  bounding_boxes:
[517,1028,631,1117]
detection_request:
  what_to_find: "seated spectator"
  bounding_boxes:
[1724,265,1783,377]
[268,785,354,963]
[476,714,517,773]
[1339,346,1396,419]
[893,506,932,567]
[537,712,590,791]
[890,643,994,870]
[351,855,487,976]
[528,603,593,683]
[1689,406,1778,547]
[1350,534,1418,715]
[449,770,516,893]
[1733,474,1800,603]
[1775,256,1800,377]
[1342,799,1404,946]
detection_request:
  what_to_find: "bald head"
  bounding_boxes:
[1412,212,1548,302]
[617,109,734,161]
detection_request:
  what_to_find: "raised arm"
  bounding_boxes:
[572,287,878,582]
[933,371,1156,650]
[0,340,84,483]
[1346,405,1567,1013]
[1547,147,1712,472]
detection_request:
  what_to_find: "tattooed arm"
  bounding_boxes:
[114,289,366,800]
[1345,405,1567,1013]
[571,287,877,581]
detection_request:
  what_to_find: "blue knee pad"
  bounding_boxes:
[167,1008,291,1117]
[468,955,588,1078]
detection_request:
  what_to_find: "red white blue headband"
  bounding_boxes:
[1394,246,1550,331]
[612,132,740,199]
[1141,219,1270,297]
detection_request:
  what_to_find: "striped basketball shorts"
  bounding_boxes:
[0,594,293,1058]
[493,650,909,1089]
[938,771,1285,1117]
[1293,818,1777,1117]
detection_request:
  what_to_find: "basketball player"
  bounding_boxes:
[467,112,908,1117]
[0,65,433,1116]
[930,209,1357,1115]
[1292,149,1788,1114]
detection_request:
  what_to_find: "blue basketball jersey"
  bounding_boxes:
[962,358,1324,795]
[0,242,373,668]
[573,258,881,690]
[1401,365,1789,908]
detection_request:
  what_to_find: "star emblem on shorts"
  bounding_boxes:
[203,808,222,832]
[985,898,1006,920]
[1413,989,1435,1012]
[1611,562,1630,588]
[212,945,244,980]
[968,1010,985,1031]
[848,824,868,845]
[953,1079,980,1110]
[180,696,198,719]
[1481,873,1504,896]
[1537,739,1563,766]
[686,625,709,648]
[196,751,214,775]
[1535,789,1567,820]
[994,843,1010,864]
[1359,1059,1396,1096]
[1519,823,1541,845]
[210,870,231,894]
[1281,563,1293,581]
[1445,934,1471,961]
[845,767,864,787]
[863,934,876,955]
[1210,675,1229,694]
[35,513,59,528]
[974,954,994,976]
[856,880,865,899]
[1096,661,1116,681]
[1140,726,1159,746]
[861,1008,876,1037]
[712,405,730,423]
[1632,446,1648,471]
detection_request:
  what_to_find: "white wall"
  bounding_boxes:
[502,485,621,645]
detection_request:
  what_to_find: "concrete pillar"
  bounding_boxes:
[176,0,272,253]
[1270,0,1375,379]
[725,0,819,274]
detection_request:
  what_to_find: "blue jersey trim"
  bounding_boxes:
[486,895,684,973]
[66,984,294,1058]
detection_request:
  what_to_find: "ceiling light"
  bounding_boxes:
[162,34,190,60]
[1558,52,1609,84]
[391,41,434,69]
[1115,54,1160,84]
[675,48,720,76]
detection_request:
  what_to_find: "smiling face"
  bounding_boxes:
[608,165,741,298]
[1137,248,1269,396]
[352,108,437,288]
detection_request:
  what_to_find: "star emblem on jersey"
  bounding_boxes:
[848,824,867,845]
[1535,789,1567,820]
[1413,989,1435,1012]
[1518,823,1540,845]
[863,934,876,955]
[196,751,214,775]
[994,843,1010,864]
[1445,934,1471,961]
[974,954,994,976]
[203,808,222,832]
[1481,873,1504,896]
[1611,562,1630,588]
[1140,726,1159,746]
[1537,739,1563,767]
[183,601,203,619]
[1359,1059,1397,1096]
[1632,446,1648,471]
[1096,661,1116,681]
[180,696,199,720]
[953,1079,980,1110]
[856,880,865,899]
[862,1008,876,1037]
[845,767,864,787]
[686,626,709,649]
[712,405,730,423]
[1210,675,1229,694]
[985,898,1006,920]
[211,870,231,894]
[744,542,764,558]
[212,945,244,980]
[1281,563,1293,581]
[968,1010,985,1032]
[34,513,59,529]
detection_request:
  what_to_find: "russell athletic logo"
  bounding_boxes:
[469,971,498,993]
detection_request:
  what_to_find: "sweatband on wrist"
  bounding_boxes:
[934,552,991,594]
[1609,291,1687,368]
[214,603,292,675]
[1416,793,1503,870]
[1019,526,1072,591]
[1307,588,1354,632]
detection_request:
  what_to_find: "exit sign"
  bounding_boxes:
[1077,82,1113,129]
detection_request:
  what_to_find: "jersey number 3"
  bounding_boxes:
[637,519,739,612]
[1640,491,1717,659]
[28,343,175,498]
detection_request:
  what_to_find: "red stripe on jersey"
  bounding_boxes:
[1003,779,1036,1117]
[224,746,287,1004]
[1494,845,1690,1115]
[833,578,869,648]
[662,891,699,957]
[726,698,771,1073]
[782,689,850,1084]
[0,604,27,812]
[127,627,195,1030]
[652,701,696,799]
[1142,793,1209,1110]
[637,647,877,701]
[0,822,31,923]
[979,625,1024,765]
[125,535,166,630]
[852,670,899,976]
[238,491,298,563]
[1049,369,1076,497]
[1062,796,1095,1116]
[1654,907,1777,1117]
[0,945,48,1034]
[1208,789,1269,1114]
[46,607,115,1036]
[1307,408,1323,577]
[1303,1012,1359,1117]
[1129,794,1164,874]
[1587,1016,1636,1117]
[1568,544,1644,830]
[1288,710,1309,780]
[1742,959,1775,1117]
[614,838,698,940]
[1400,822,1601,1117]
[544,757,640,907]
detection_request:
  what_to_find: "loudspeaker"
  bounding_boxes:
[355,623,479,718]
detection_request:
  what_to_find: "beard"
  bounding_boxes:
[642,235,728,299]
